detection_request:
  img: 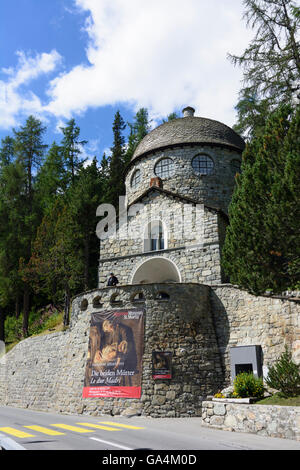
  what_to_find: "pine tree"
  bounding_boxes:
[222,104,300,294]
[66,158,104,290]
[106,110,127,209]
[229,0,300,137]
[12,116,47,335]
[229,0,300,106]
[125,108,150,163]
[35,141,66,214]
[0,136,15,169]
[60,118,87,184]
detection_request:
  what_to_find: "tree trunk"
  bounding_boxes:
[22,284,30,337]
[84,236,90,291]
[63,285,70,327]
[15,296,20,318]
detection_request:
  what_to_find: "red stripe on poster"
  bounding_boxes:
[82,386,141,399]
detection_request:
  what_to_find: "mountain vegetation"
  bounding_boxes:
[222,0,300,294]
[0,109,151,343]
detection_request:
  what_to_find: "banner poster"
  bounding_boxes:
[152,351,172,379]
[83,309,144,399]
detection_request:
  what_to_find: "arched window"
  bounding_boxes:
[131,169,141,189]
[144,220,167,252]
[154,158,174,179]
[192,154,214,175]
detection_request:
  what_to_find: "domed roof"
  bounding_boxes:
[130,108,245,165]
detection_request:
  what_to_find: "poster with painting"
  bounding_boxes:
[83,309,144,398]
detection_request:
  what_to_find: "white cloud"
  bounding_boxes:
[45,0,253,126]
[0,50,61,129]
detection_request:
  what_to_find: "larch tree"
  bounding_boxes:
[221,104,300,294]
[229,0,300,137]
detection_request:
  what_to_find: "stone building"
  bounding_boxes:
[0,106,299,419]
[99,106,245,287]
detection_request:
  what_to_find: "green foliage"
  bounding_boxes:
[234,372,265,398]
[59,118,87,184]
[4,307,63,344]
[229,0,300,107]
[126,108,150,163]
[265,347,300,397]
[229,0,300,137]
[105,110,127,209]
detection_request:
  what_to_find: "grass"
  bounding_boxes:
[256,393,300,406]
[4,308,66,353]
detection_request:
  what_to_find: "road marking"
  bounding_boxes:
[90,437,133,450]
[76,422,120,431]
[99,421,145,430]
[24,425,65,436]
[0,427,35,438]
[50,424,94,433]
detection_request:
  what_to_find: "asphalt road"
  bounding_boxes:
[0,405,299,452]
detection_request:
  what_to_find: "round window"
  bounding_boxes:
[154,158,175,179]
[131,169,141,189]
[191,155,214,175]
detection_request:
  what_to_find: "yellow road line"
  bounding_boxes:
[76,422,120,431]
[24,425,65,436]
[0,427,35,438]
[99,421,145,430]
[50,424,94,433]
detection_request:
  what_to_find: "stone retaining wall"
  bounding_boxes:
[0,283,299,423]
[202,400,300,441]
[0,283,224,418]
[210,284,300,384]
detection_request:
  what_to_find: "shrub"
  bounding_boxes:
[233,372,264,399]
[265,347,300,397]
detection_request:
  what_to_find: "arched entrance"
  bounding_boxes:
[131,257,181,284]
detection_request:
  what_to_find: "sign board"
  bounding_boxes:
[83,309,144,398]
[152,351,172,379]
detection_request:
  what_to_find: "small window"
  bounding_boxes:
[192,155,214,175]
[144,220,166,252]
[230,159,241,175]
[155,292,170,300]
[131,169,141,189]
[154,158,174,179]
[110,294,122,304]
[80,299,88,311]
[92,296,102,308]
[131,292,145,302]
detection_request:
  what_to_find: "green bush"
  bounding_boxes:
[265,347,300,397]
[233,372,265,399]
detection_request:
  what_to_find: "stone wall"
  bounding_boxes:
[210,284,300,385]
[0,283,224,418]
[202,400,300,441]
[0,283,299,420]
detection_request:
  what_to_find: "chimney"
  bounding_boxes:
[150,177,163,189]
[182,106,195,118]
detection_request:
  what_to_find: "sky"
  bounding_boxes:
[0,0,253,163]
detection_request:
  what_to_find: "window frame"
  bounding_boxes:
[191,154,214,176]
[131,168,141,189]
[154,157,175,179]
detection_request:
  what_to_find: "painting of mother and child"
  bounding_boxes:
[83,309,144,398]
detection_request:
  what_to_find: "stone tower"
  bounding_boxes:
[98,107,245,287]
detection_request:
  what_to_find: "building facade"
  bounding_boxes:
[99,106,244,288]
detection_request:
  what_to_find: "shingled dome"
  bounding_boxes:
[130,108,245,165]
